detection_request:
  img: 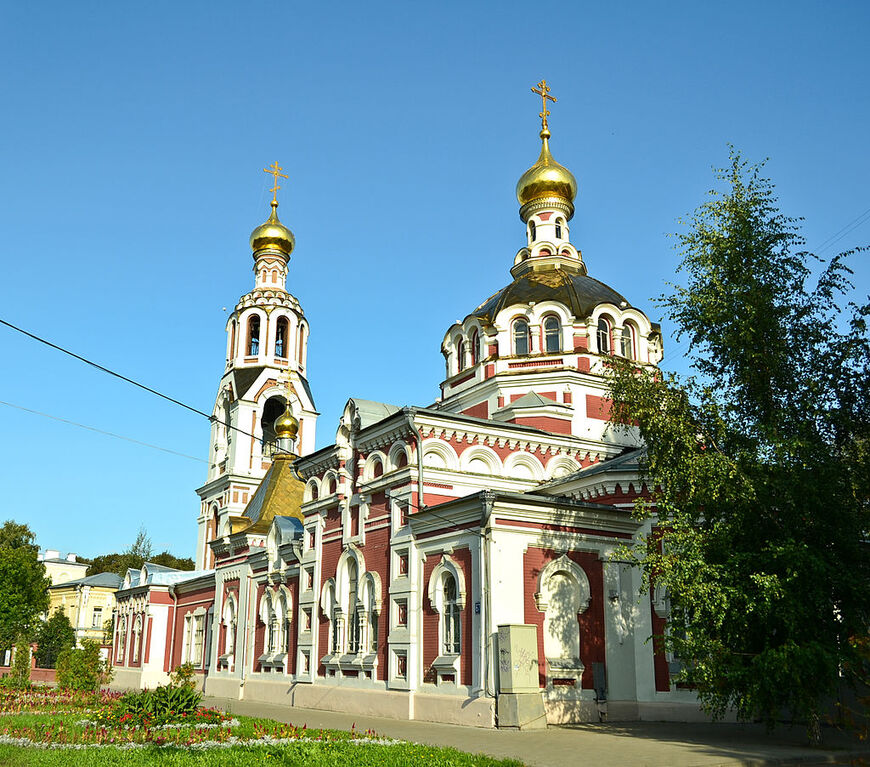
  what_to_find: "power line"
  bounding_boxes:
[0,399,207,463]
[0,318,265,447]
[813,205,870,254]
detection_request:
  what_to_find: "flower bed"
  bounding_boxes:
[0,686,523,766]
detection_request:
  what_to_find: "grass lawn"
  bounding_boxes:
[0,688,523,766]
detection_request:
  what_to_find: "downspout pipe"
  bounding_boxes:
[168,585,178,674]
[403,408,425,512]
[481,491,496,699]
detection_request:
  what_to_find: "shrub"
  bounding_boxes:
[112,684,209,727]
[56,639,112,690]
[169,662,196,689]
[8,638,30,689]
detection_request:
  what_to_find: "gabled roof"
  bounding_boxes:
[49,572,123,590]
[500,392,571,410]
[120,563,213,591]
[537,447,646,492]
[348,399,401,430]
[232,366,266,399]
[241,455,304,533]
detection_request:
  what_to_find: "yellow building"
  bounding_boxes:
[38,550,88,585]
[48,573,122,646]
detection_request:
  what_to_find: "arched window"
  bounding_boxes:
[555,218,564,239]
[529,220,536,242]
[260,396,286,451]
[443,573,461,655]
[513,319,531,356]
[456,337,465,372]
[132,616,142,663]
[276,592,290,654]
[229,320,236,360]
[597,317,611,355]
[346,561,360,654]
[621,323,636,360]
[372,458,383,478]
[118,616,127,663]
[470,329,480,365]
[222,598,237,655]
[298,325,306,364]
[544,316,561,353]
[326,476,336,495]
[271,269,277,283]
[247,315,260,356]
[275,317,288,358]
[397,451,408,468]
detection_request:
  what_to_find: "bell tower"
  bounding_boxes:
[194,164,318,569]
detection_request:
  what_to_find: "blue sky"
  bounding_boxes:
[0,1,867,559]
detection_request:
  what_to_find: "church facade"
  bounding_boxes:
[111,88,697,727]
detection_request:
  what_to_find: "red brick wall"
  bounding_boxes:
[362,525,390,679]
[523,548,605,689]
[252,583,266,672]
[422,555,440,679]
[318,539,342,676]
[585,393,612,421]
[513,415,573,434]
[462,401,489,419]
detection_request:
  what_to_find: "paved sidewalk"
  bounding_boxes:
[205,695,869,766]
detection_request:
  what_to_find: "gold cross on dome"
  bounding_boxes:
[263,161,289,203]
[531,79,557,131]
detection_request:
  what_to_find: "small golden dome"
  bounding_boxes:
[516,128,578,212]
[274,403,299,441]
[250,200,295,255]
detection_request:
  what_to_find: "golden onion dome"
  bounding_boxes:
[250,200,295,255]
[274,403,299,441]
[516,128,578,212]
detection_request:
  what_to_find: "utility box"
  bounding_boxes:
[497,624,546,729]
[497,624,540,693]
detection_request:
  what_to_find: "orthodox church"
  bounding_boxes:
[111,84,694,728]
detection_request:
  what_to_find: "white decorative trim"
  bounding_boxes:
[534,554,591,615]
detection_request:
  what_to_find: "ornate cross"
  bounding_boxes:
[263,161,289,203]
[531,79,557,131]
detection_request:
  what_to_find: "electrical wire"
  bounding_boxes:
[0,399,207,463]
[0,317,266,446]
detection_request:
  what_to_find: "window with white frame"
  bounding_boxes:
[346,560,360,654]
[131,616,142,663]
[91,607,103,629]
[186,613,205,666]
[117,616,127,663]
[427,558,465,660]
[513,319,531,356]
[544,315,561,353]
[470,329,480,365]
[222,597,237,655]
[621,323,636,360]
[597,317,611,354]
[442,574,461,655]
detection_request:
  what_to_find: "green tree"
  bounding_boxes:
[85,527,194,577]
[34,608,75,669]
[608,151,869,742]
[127,526,152,560]
[0,521,49,648]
